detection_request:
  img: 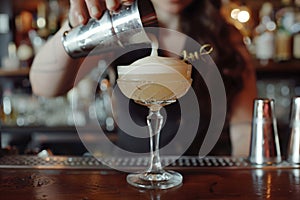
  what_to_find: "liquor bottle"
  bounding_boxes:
[0,85,16,125]
[275,0,294,61]
[36,1,49,38]
[1,42,20,69]
[293,0,300,59]
[254,2,276,65]
[0,0,13,66]
[48,0,60,35]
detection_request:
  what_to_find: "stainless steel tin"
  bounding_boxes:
[249,98,282,165]
[287,97,300,164]
[62,0,157,58]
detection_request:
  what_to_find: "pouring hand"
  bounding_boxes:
[68,0,135,28]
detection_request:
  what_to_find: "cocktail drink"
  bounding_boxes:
[117,54,192,189]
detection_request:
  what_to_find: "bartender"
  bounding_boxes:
[29,0,257,156]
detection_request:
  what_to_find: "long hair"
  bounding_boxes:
[180,0,245,115]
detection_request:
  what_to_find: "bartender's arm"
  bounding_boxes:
[29,0,132,97]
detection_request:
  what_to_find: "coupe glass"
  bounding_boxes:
[117,73,192,189]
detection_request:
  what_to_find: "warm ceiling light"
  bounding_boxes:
[237,10,250,23]
[231,8,240,19]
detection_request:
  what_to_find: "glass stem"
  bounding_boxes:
[147,105,164,173]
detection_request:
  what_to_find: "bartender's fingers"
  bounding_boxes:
[105,0,121,11]
[69,0,136,27]
[85,0,105,19]
[69,0,89,27]
[121,0,135,6]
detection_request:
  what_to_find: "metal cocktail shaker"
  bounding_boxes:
[248,98,282,165]
[287,97,300,164]
[62,0,157,58]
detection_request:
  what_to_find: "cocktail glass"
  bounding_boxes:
[117,60,192,189]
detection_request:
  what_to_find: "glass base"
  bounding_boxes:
[126,170,183,189]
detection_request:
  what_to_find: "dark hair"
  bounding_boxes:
[180,0,245,114]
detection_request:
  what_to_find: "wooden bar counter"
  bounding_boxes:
[0,156,300,200]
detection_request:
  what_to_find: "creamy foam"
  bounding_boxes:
[117,36,192,101]
[118,56,192,80]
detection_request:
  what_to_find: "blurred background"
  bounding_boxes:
[0,0,300,156]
